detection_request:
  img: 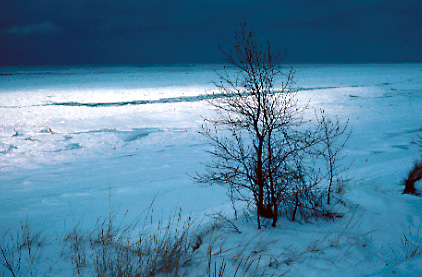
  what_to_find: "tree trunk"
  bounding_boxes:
[256,136,265,227]
[272,203,278,227]
[327,153,334,205]
[327,172,333,205]
[292,191,299,222]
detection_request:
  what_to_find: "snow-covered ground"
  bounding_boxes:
[0,64,422,276]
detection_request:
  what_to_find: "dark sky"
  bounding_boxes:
[1,0,421,66]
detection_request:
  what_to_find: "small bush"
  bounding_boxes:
[402,161,422,195]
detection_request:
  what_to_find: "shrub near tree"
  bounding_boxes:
[196,24,349,229]
[403,134,422,195]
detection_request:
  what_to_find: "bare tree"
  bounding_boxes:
[196,24,348,228]
[317,113,350,204]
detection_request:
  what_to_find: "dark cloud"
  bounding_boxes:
[0,0,421,66]
[6,21,59,35]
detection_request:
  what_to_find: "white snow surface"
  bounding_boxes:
[1,64,422,276]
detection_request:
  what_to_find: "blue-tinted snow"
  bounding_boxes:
[0,64,421,275]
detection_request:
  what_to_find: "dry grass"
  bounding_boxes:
[1,207,377,276]
[60,207,199,276]
[0,220,45,276]
[392,225,422,262]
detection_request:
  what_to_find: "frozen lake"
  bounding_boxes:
[2,64,421,168]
